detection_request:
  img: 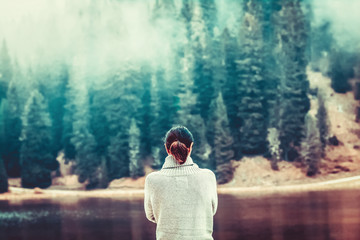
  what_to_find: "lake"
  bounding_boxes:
[0,189,359,240]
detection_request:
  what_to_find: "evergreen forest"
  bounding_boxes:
[1,0,360,191]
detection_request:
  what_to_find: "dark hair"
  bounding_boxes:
[165,126,194,165]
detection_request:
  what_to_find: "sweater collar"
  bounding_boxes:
[160,155,200,176]
[162,155,194,169]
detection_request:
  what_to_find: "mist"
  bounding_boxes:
[1,0,357,74]
[311,0,360,51]
[0,0,237,75]
[0,0,184,79]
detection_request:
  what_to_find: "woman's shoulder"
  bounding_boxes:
[145,171,163,184]
[198,168,216,180]
[145,171,159,180]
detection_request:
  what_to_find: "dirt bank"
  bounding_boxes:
[1,175,360,201]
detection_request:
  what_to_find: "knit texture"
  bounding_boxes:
[144,155,218,240]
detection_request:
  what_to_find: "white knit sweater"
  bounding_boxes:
[144,155,218,240]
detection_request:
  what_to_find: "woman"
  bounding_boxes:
[144,126,218,240]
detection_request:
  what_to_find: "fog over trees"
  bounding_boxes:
[0,0,359,190]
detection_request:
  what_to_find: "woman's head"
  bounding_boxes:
[164,126,194,165]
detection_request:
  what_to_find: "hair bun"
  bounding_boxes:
[169,140,188,164]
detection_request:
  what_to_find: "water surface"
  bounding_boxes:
[1,190,360,240]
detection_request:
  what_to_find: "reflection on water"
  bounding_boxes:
[214,190,360,240]
[0,197,155,240]
[0,190,360,240]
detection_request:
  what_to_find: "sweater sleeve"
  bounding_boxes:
[212,173,218,216]
[144,175,156,223]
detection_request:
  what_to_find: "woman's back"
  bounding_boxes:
[145,155,218,240]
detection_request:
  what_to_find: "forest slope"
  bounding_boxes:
[5,70,360,193]
[220,69,360,188]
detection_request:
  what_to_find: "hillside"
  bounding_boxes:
[5,70,360,193]
[221,69,360,188]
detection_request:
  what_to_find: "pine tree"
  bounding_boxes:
[20,90,57,188]
[0,157,8,193]
[0,61,22,178]
[173,48,193,127]
[35,64,69,162]
[3,79,22,177]
[221,28,242,159]
[0,100,5,166]
[129,118,144,179]
[71,124,101,189]
[237,1,267,154]
[187,115,212,168]
[198,0,217,38]
[0,40,12,172]
[316,90,330,155]
[276,0,310,160]
[192,45,215,122]
[262,0,282,130]
[262,0,282,43]
[138,68,153,159]
[0,40,12,99]
[267,128,281,170]
[104,70,140,180]
[62,77,77,161]
[301,114,322,176]
[190,2,216,122]
[107,130,130,180]
[89,86,110,159]
[328,49,352,93]
[151,146,162,170]
[47,66,68,159]
[68,57,107,189]
[62,111,76,161]
[181,0,194,40]
[208,92,234,184]
[150,69,179,168]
